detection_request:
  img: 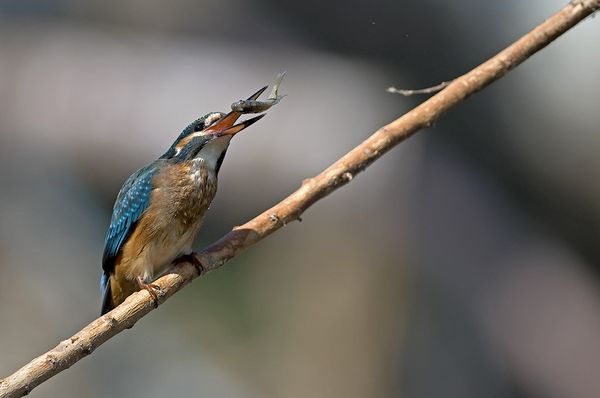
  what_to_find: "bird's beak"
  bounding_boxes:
[202,85,268,137]
[209,114,266,137]
[246,85,269,102]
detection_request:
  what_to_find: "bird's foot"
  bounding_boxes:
[136,276,162,308]
[173,253,205,275]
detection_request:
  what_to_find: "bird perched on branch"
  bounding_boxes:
[100,77,285,315]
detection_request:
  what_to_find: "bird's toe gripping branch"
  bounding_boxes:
[173,253,206,276]
[136,277,163,308]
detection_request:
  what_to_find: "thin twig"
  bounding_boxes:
[387,81,452,96]
[1,1,599,397]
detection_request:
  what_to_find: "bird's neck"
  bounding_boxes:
[193,136,231,173]
[192,136,231,176]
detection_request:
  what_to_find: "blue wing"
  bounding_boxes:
[102,164,158,275]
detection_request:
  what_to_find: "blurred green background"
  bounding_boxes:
[0,1,599,397]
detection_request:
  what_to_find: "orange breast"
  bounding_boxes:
[109,160,219,309]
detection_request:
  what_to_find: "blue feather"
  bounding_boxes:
[100,271,112,314]
[102,164,158,274]
[100,272,109,295]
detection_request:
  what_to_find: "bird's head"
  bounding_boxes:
[160,85,268,172]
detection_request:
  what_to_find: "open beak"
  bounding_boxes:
[246,85,269,102]
[202,85,268,137]
[213,114,265,137]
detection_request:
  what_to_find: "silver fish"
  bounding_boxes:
[231,71,286,113]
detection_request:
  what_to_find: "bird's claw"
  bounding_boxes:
[173,253,206,275]
[136,277,162,308]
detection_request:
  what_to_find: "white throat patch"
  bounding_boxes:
[195,136,231,170]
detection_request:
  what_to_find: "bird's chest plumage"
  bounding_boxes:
[164,160,218,228]
[118,160,218,282]
[152,160,218,253]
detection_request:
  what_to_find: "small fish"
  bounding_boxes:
[231,71,286,113]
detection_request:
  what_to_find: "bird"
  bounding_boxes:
[100,84,273,315]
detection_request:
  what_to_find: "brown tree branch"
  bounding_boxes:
[1,1,598,397]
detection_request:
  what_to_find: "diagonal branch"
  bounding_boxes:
[1,1,598,397]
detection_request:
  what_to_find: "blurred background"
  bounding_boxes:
[0,0,599,397]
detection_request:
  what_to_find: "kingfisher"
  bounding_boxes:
[100,80,282,315]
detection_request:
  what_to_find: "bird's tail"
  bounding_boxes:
[100,272,113,315]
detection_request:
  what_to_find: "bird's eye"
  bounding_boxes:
[194,123,204,132]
